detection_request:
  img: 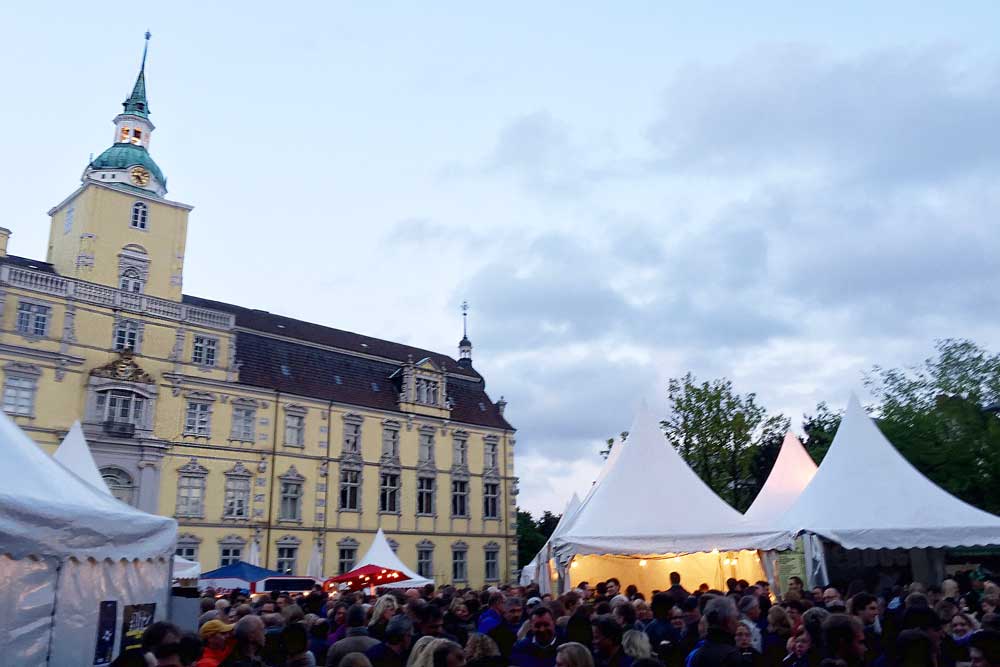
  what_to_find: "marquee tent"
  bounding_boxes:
[745,433,817,523]
[350,528,434,589]
[0,412,177,667]
[552,407,792,594]
[778,395,1000,550]
[519,493,582,591]
[53,420,110,492]
[199,561,284,590]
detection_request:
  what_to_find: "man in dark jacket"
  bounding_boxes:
[327,605,380,667]
[689,597,741,667]
[667,573,691,605]
[512,607,561,667]
[593,615,632,667]
[489,598,524,659]
[367,616,413,667]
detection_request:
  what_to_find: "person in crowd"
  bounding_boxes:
[895,629,936,667]
[822,591,843,609]
[419,605,457,642]
[367,616,414,667]
[787,579,805,598]
[734,623,763,667]
[556,642,596,667]
[284,623,318,667]
[802,609,831,657]
[592,614,632,667]
[478,593,506,634]
[220,615,266,667]
[971,630,1000,667]
[445,598,475,647]
[328,604,381,667]
[310,621,332,665]
[140,622,184,667]
[512,606,562,667]
[342,654,375,667]
[782,632,812,667]
[948,612,978,663]
[739,597,764,652]
[408,637,439,667]
[621,630,654,661]
[615,599,639,632]
[329,603,352,644]
[431,641,467,667]
[782,601,805,634]
[848,593,881,660]
[465,633,505,667]
[634,600,654,630]
[154,644,186,667]
[763,607,792,667]
[489,597,524,659]
[668,574,690,605]
[197,620,234,667]
[645,592,681,654]
[607,580,622,599]
[369,596,399,641]
[689,597,741,667]
[178,634,204,667]
[261,613,287,666]
[822,615,865,667]
[568,605,596,647]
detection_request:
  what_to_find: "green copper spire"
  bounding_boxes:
[122,31,151,118]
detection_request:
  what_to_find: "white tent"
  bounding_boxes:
[553,407,792,593]
[53,420,111,492]
[354,529,434,589]
[0,412,176,666]
[173,556,202,581]
[520,493,582,590]
[745,433,817,522]
[779,394,1000,550]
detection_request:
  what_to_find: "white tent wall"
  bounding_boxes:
[0,555,58,667]
[49,557,172,667]
[567,550,767,598]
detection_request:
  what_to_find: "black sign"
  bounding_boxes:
[120,603,156,654]
[93,600,117,666]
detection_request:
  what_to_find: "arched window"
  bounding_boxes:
[101,466,136,505]
[120,267,143,293]
[130,202,148,230]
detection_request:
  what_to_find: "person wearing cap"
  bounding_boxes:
[198,619,234,667]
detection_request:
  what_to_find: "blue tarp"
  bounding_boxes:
[200,561,282,581]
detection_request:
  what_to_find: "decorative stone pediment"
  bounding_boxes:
[225,461,253,478]
[279,465,305,483]
[90,349,154,384]
[178,458,209,476]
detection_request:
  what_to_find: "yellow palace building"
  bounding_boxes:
[0,40,517,587]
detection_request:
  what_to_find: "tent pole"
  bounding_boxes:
[44,558,65,666]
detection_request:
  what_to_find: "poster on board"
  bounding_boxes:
[120,603,156,654]
[93,600,118,666]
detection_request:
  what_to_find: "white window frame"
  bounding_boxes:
[417,476,436,516]
[184,400,212,437]
[451,479,469,518]
[379,472,400,513]
[419,429,435,463]
[176,473,207,518]
[101,466,136,505]
[175,534,201,561]
[192,335,218,367]
[452,543,468,583]
[2,363,40,417]
[276,538,299,574]
[230,405,256,442]
[119,267,144,293]
[339,468,360,511]
[381,423,400,458]
[484,439,499,470]
[417,542,434,579]
[343,415,362,454]
[284,412,305,447]
[223,463,252,520]
[130,201,148,230]
[453,436,468,467]
[15,301,50,337]
[279,481,303,522]
[338,538,359,574]
[220,545,242,567]
[484,544,500,581]
[483,482,500,519]
[96,388,147,427]
[113,319,141,352]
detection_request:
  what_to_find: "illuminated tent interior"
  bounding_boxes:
[551,407,791,595]
[744,432,817,523]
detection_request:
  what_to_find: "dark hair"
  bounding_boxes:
[626,585,639,598]
[652,593,675,618]
[971,630,1000,664]
[614,601,636,625]
[178,633,203,664]
[896,628,936,667]
[142,622,181,652]
[726,578,739,592]
[346,604,367,627]
[784,600,805,613]
[281,623,309,654]
[488,592,505,607]
[386,615,413,642]
[824,614,862,654]
[670,572,682,585]
[902,607,942,631]
[311,620,330,639]
[531,606,554,620]
[634,659,662,667]
[152,643,182,661]
[596,583,608,596]
[595,602,612,615]
[789,577,804,586]
[420,604,444,623]
[592,614,623,645]
[849,593,877,616]
[607,578,621,587]
[432,642,463,667]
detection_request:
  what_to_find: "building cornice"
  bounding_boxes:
[47,181,193,216]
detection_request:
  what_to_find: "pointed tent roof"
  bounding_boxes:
[122,32,151,118]
[779,394,1000,549]
[554,406,791,556]
[521,493,583,586]
[744,433,817,522]
[53,421,110,493]
[353,529,434,589]
[0,410,176,561]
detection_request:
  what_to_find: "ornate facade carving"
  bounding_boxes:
[89,349,154,384]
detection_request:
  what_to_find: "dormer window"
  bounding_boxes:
[416,378,439,405]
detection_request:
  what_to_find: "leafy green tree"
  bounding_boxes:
[536,511,561,539]
[600,431,628,459]
[661,373,790,511]
[516,509,546,568]
[864,339,1000,513]
[802,401,842,464]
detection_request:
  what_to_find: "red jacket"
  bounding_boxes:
[197,645,231,667]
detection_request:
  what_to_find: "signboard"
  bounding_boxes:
[776,538,807,594]
[120,603,156,655]
[93,601,117,666]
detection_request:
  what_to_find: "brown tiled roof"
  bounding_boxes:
[183,295,513,431]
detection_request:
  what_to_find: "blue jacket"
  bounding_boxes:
[511,637,561,667]
[478,608,503,635]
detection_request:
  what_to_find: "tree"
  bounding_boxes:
[661,373,790,511]
[516,509,546,568]
[802,401,842,464]
[600,431,628,459]
[864,339,1000,514]
[536,511,561,539]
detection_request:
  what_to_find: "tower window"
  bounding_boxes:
[132,128,142,145]
[119,268,143,293]
[130,202,148,230]
[120,126,131,143]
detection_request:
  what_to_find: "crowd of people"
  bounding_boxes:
[119,571,1000,667]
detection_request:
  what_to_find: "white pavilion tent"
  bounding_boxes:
[777,395,1000,582]
[353,529,434,589]
[552,407,792,594]
[745,433,817,523]
[53,420,110,493]
[520,493,582,591]
[0,413,176,666]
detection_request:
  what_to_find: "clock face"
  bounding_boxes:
[130,167,150,186]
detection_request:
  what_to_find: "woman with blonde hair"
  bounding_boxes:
[410,638,455,667]
[408,636,438,667]
[369,594,399,640]
[622,629,653,660]
[556,642,595,667]
[465,633,503,667]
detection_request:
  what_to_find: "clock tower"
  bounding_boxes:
[46,33,192,302]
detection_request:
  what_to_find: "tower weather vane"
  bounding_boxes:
[461,300,469,337]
